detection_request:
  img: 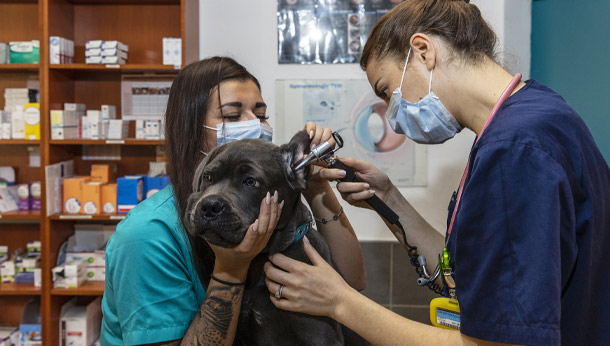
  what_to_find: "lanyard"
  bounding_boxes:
[447,73,522,237]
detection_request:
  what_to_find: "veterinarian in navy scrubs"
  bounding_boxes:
[264,1,610,345]
[101,56,366,345]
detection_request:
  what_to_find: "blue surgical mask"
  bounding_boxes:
[385,49,462,144]
[204,118,273,146]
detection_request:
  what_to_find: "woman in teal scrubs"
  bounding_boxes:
[101,56,366,345]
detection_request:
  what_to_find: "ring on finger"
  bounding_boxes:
[274,284,285,299]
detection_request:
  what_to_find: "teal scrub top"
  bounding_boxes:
[101,185,206,345]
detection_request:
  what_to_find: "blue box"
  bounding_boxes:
[117,175,144,213]
[143,176,170,199]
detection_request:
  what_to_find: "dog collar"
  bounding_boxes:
[261,212,314,254]
[293,220,312,243]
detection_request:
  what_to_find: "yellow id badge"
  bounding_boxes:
[430,297,460,330]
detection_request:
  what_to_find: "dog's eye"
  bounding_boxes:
[203,174,212,181]
[243,177,260,188]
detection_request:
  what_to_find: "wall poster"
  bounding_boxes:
[277,0,405,64]
[276,79,427,186]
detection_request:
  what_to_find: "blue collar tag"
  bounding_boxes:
[260,212,314,254]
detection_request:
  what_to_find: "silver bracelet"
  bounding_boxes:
[314,206,344,224]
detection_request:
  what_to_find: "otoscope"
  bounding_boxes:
[293,132,443,295]
[293,131,400,225]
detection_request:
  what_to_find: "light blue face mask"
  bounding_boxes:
[204,118,273,147]
[385,49,463,144]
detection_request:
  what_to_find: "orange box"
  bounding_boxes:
[82,182,103,215]
[101,183,117,214]
[90,164,117,183]
[63,177,88,214]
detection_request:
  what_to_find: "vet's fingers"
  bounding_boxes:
[264,259,293,285]
[336,181,371,195]
[303,236,326,267]
[318,167,346,181]
[335,156,371,174]
[268,251,309,274]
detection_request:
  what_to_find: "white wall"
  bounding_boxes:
[200,0,531,241]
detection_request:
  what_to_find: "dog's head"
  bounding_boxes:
[184,130,311,252]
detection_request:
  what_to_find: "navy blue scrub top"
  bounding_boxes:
[446,80,610,346]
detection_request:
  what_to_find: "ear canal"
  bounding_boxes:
[280,130,311,191]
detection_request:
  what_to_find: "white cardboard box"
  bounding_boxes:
[59,297,102,346]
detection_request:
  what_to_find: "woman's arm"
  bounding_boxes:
[322,156,444,277]
[303,122,366,290]
[264,238,521,346]
[148,192,281,346]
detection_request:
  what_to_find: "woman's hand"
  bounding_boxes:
[210,191,283,281]
[303,122,335,186]
[264,236,352,319]
[318,156,394,209]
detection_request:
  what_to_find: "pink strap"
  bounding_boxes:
[447,73,522,236]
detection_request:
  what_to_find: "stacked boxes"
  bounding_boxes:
[52,260,87,288]
[51,103,121,140]
[59,297,102,346]
[85,40,128,65]
[62,164,118,215]
[49,36,74,64]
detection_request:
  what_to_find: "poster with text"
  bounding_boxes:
[276,79,426,186]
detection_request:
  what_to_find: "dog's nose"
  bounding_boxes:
[201,198,226,219]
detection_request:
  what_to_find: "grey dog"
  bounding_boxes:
[184,130,369,346]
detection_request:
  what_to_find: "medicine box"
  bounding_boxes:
[107,119,129,139]
[63,177,88,214]
[82,182,103,215]
[85,40,103,49]
[30,181,41,210]
[17,183,30,210]
[117,175,144,213]
[1,260,15,283]
[52,260,87,288]
[24,103,40,140]
[101,40,128,52]
[9,40,39,64]
[90,164,116,183]
[143,176,170,199]
[101,183,117,214]
[0,42,9,64]
[59,297,102,346]
[65,251,105,267]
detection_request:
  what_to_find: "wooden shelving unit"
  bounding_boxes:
[1,0,199,343]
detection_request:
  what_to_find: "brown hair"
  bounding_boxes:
[360,0,496,70]
[165,56,261,287]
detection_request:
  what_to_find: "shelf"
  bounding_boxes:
[50,64,181,73]
[51,281,104,296]
[0,64,39,72]
[0,210,41,221]
[50,214,126,221]
[0,139,40,145]
[50,139,164,146]
[0,282,41,296]
[68,0,179,4]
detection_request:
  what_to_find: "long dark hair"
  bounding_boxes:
[165,56,261,287]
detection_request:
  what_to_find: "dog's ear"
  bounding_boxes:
[192,155,209,193]
[280,130,311,191]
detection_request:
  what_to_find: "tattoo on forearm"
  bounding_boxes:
[181,284,243,346]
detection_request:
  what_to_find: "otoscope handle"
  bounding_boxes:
[329,159,400,225]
